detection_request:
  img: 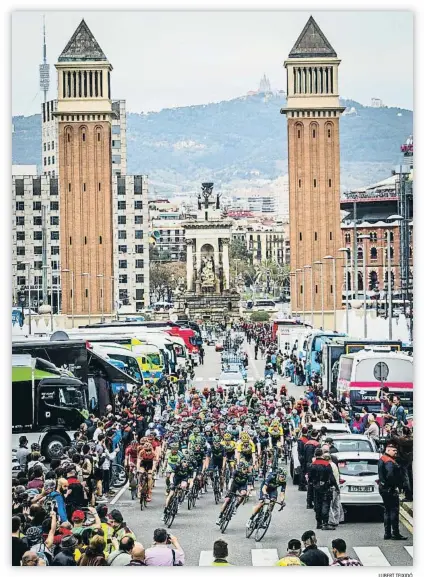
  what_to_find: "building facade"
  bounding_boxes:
[282,16,344,314]
[114,174,150,310]
[54,19,115,316]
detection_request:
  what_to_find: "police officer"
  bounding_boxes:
[304,430,320,508]
[308,448,338,530]
[378,442,407,540]
[297,427,309,491]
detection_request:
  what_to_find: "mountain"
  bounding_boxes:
[12,93,413,192]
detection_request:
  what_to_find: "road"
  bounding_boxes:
[110,341,413,567]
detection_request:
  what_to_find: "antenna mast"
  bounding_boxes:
[39,15,50,103]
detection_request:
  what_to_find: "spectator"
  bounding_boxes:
[276,539,305,566]
[15,436,31,470]
[299,530,329,566]
[144,529,185,566]
[27,465,44,490]
[78,535,108,566]
[64,464,86,520]
[108,509,136,541]
[211,539,233,566]
[12,515,29,566]
[365,415,380,440]
[331,538,362,566]
[107,536,135,566]
[21,551,40,566]
[126,542,146,566]
[52,534,78,566]
[323,452,344,528]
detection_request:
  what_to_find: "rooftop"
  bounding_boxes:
[58,19,107,62]
[288,15,337,59]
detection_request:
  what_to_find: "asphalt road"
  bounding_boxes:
[110,340,413,567]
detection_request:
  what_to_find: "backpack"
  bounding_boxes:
[31,542,53,565]
[171,549,183,566]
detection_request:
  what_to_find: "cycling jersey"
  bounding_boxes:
[236,440,256,460]
[258,434,270,448]
[125,446,139,464]
[138,448,155,462]
[221,440,236,457]
[208,445,226,460]
[231,469,249,486]
[263,472,287,491]
[166,450,184,470]
[268,426,283,438]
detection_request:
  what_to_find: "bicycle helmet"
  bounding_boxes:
[223,433,232,441]
[276,468,287,480]
[31,442,40,452]
[170,443,179,451]
[240,432,250,442]
[238,462,249,473]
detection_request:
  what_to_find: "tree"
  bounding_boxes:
[149,261,186,302]
[149,245,171,263]
[250,311,270,322]
[229,238,251,262]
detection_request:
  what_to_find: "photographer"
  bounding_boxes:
[144,528,185,566]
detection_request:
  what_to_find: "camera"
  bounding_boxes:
[166,533,172,545]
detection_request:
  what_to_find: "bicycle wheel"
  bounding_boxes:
[111,464,128,488]
[166,498,177,528]
[225,467,230,490]
[255,511,272,542]
[214,476,221,504]
[187,492,194,510]
[220,506,232,534]
[245,513,258,538]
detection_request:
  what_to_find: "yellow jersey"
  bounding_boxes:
[275,556,305,566]
[236,440,256,455]
[221,440,236,454]
[268,426,283,438]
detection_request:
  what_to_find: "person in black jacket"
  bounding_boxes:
[299,530,329,566]
[297,427,309,491]
[308,448,338,530]
[378,442,407,540]
[304,430,320,508]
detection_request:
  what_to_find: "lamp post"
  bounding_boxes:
[304,265,313,327]
[290,271,298,316]
[22,262,33,335]
[296,268,304,322]
[314,261,324,329]
[97,274,105,323]
[323,256,337,331]
[56,270,61,315]
[110,276,116,320]
[81,272,91,325]
[62,269,74,328]
[42,264,54,331]
[339,248,350,334]
[358,234,370,337]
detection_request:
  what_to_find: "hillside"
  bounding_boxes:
[12,93,413,192]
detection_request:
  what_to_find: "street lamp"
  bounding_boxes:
[111,276,116,320]
[358,234,371,337]
[339,248,350,334]
[296,268,304,322]
[314,261,324,329]
[81,273,91,325]
[62,269,74,327]
[323,256,337,331]
[21,262,33,335]
[304,265,313,327]
[290,271,298,316]
[97,274,105,323]
[42,265,54,331]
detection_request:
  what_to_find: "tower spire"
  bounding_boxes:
[39,14,50,103]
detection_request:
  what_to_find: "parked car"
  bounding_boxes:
[337,451,383,507]
[290,422,351,485]
[329,434,378,454]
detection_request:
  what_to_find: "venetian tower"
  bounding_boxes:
[281,16,344,318]
[54,20,114,316]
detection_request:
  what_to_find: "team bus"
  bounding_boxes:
[304,330,347,383]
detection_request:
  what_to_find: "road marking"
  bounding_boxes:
[404,546,413,558]
[251,548,279,566]
[318,546,332,560]
[353,547,390,567]
[199,550,214,566]
[110,482,128,505]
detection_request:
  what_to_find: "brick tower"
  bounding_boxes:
[282,16,344,318]
[55,20,114,316]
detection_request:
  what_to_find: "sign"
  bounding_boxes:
[373,361,389,382]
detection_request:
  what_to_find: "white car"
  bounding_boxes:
[329,434,378,454]
[337,451,383,506]
[218,370,246,393]
[290,422,351,485]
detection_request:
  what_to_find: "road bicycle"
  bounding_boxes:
[212,467,222,504]
[283,438,293,464]
[246,499,285,542]
[219,491,247,534]
[187,477,200,510]
[138,471,149,510]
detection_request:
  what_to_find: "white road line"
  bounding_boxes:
[110,482,128,505]
[404,546,413,558]
[251,548,279,566]
[318,546,332,561]
[353,547,390,567]
[199,550,214,566]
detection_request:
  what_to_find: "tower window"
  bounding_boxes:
[98,183,101,191]
[84,236,87,245]
[330,231,333,240]
[300,285,303,294]
[69,237,72,245]
[330,284,333,294]
[297,130,301,138]
[97,133,101,142]
[315,232,318,241]
[328,129,331,138]
[68,183,71,192]
[315,285,318,293]
[83,183,86,192]
[99,236,102,244]
[78,71,82,97]
[329,179,332,187]
[312,129,316,138]
[85,289,88,298]
[313,179,317,188]
[82,133,86,141]
[299,232,302,241]
[67,133,71,142]
[83,71,87,97]
[298,179,301,188]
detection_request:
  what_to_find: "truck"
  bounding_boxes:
[304,331,347,383]
[12,354,89,460]
[320,339,404,394]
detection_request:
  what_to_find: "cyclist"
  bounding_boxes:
[205,436,227,491]
[137,441,156,502]
[216,462,249,525]
[236,432,256,495]
[257,425,270,476]
[124,439,139,474]
[163,442,184,495]
[162,459,193,521]
[221,433,237,476]
[268,419,283,451]
[247,467,287,525]
[188,426,204,450]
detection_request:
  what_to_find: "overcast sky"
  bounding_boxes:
[11,10,413,116]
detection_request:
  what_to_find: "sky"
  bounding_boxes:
[11,10,413,117]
